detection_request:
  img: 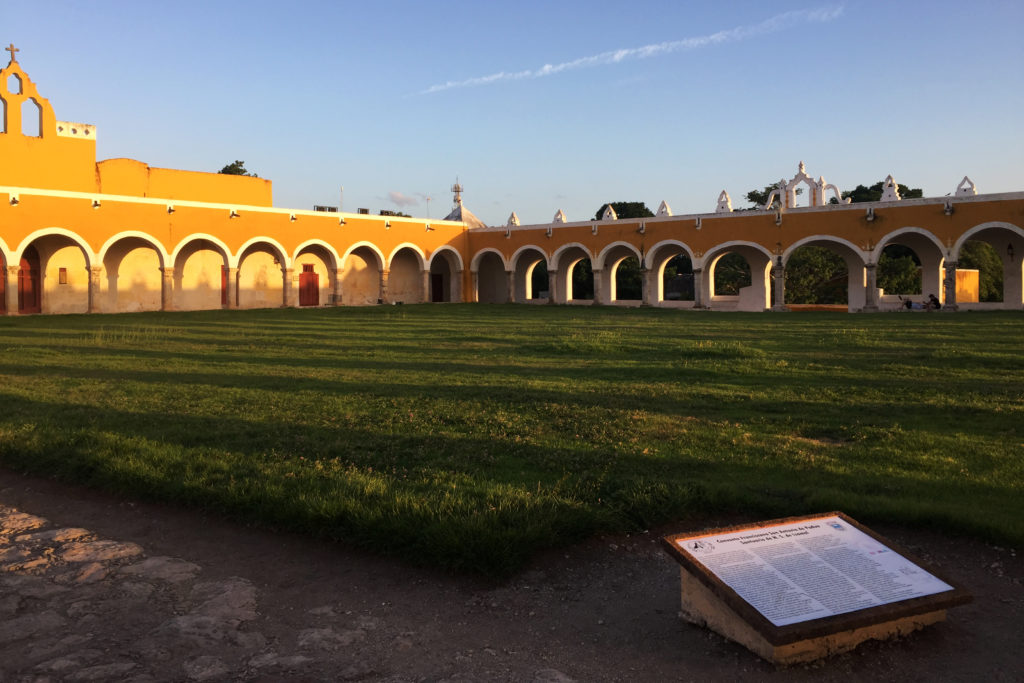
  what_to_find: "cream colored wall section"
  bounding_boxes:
[176,248,223,310]
[294,252,331,306]
[340,248,380,306]
[388,249,423,304]
[42,244,88,314]
[238,250,283,309]
[103,245,162,313]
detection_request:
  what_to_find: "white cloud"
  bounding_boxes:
[417,5,844,95]
[388,191,419,207]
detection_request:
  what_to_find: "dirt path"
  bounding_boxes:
[1,469,1021,682]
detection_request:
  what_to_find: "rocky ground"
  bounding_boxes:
[0,469,1021,682]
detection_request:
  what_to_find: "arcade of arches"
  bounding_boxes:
[2,48,1022,315]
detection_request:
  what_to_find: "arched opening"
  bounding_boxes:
[102,237,163,313]
[295,245,335,307]
[875,232,944,309]
[388,247,425,304]
[955,225,1024,309]
[785,246,848,305]
[237,243,285,309]
[174,239,228,311]
[598,244,642,305]
[706,246,771,311]
[18,244,41,314]
[475,251,507,303]
[20,235,90,314]
[0,96,7,134]
[512,247,548,303]
[21,98,41,137]
[6,74,21,95]
[429,250,461,303]
[341,246,382,306]
[791,179,814,208]
[662,253,694,303]
[713,253,751,295]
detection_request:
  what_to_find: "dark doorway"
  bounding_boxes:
[299,264,319,306]
[18,245,41,313]
[430,273,445,302]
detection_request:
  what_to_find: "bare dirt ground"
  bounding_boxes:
[1,468,1021,682]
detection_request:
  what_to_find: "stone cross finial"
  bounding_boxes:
[5,43,19,63]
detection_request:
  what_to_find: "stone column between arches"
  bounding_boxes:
[161,267,175,311]
[5,266,19,314]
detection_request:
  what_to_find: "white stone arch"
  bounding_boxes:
[470,247,509,272]
[645,239,697,307]
[550,242,593,272]
[643,239,695,270]
[387,242,427,271]
[0,235,13,269]
[234,236,290,269]
[701,240,774,312]
[510,244,549,271]
[170,233,232,267]
[341,241,386,270]
[292,239,341,269]
[595,241,642,271]
[698,240,774,271]
[781,235,871,311]
[97,230,171,269]
[875,227,945,259]
[782,235,867,265]
[951,221,1024,258]
[428,245,465,272]
[16,227,97,266]
[510,244,550,303]
[874,227,947,305]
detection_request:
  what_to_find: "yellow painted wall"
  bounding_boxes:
[388,249,424,303]
[238,250,284,309]
[102,244,162,313]
[340,249,380,305]
[176,248,223,311]
[956,269,980,303]
[42,244,88,314]
[97,159,273,206]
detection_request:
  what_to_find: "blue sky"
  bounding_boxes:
[6,1,1023,225]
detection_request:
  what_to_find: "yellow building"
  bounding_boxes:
[2,45,1022,314]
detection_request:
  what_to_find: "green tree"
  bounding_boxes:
[218,160,257,177]
[714,253,751,295]
[840,181,923,203]
[877,245,921,295]
[593,201,654,221]
[785,246,847,304]
[745,185,781,209]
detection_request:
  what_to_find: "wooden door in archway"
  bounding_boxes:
[299,264,319,306]
[18,246,41,313]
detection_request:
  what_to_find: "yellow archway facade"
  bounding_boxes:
[2,50,1022,314]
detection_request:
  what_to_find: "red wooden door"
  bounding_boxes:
[299,264,319,306]
[18,247,41,313]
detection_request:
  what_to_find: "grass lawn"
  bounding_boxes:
[0,305,1020,575]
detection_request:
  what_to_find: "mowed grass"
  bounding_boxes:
[0,305,1021,575]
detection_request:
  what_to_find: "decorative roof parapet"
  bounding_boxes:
[657,200,672,216]
[879,175,901,202]
[956,176,977,197]
[552,209,567,223]
[601,204,618,220]
[507,212,520,227]
[715,190,733,213]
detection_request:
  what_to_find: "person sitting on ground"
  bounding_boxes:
[928,294,941,310]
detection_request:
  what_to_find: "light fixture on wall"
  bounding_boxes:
[229,209,240,218]
[637,222,646,234]
[91,199,101,209]
[289,214,296,222]
[385,221,391,229]
[424,223,433,232]
[9,195,18,206]
[338,216,346,225]
[166,205,175,214]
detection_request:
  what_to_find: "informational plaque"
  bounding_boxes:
[662,512,971,659]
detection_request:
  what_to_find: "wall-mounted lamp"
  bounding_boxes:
[289,214,296,222]
[8,195,18,206]
[865,207,875,222]
[385,221,391,229]
[166,205,175,214]
[338,217,346,225]
[944,199,954,216]
[229,209,240,218]
[695,217,702,231]
[91,199,101,209]
[545,226,553,238]
[505,227,512,238]
[1008,244,1015,261]
[424,223,433,232]
[591,223,598,235]
[637,222,646,234]
[774,210,782,226]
